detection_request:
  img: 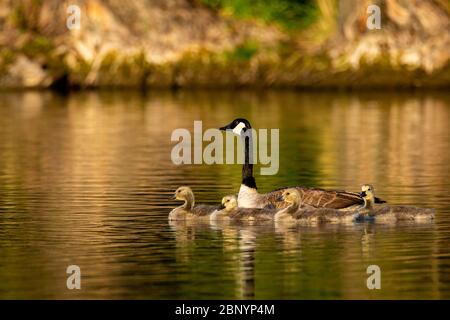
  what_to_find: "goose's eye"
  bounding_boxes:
[226,200,230,202]
[286,192,290,195]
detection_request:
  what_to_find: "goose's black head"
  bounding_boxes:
[219,118,252,136]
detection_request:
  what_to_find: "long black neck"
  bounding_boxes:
[242,131,256,189]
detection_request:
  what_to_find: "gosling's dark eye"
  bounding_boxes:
[226,200,230,202]
[286,193,290,195]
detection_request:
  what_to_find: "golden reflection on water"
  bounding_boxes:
[0,90,449,299]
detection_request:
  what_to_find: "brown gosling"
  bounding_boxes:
[359,184,435,221]
[275,188,359,224]
[168,186,218,221]
[210,195,276,222]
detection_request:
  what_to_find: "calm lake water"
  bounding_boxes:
[0,90,449,299]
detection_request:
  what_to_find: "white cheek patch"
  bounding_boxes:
[233,122,246,135]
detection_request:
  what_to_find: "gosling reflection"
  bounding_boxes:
[360,226,376,259]
[168,219,212,263]
[275,222,302,253]
[171,218,276,299]
[213,222,274,299]
[236,229,256,299]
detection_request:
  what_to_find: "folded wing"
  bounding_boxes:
[264,187,384,209]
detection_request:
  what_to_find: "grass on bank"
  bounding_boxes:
[201,0,319,30]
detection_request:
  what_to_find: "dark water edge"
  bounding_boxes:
[0,89,449,299]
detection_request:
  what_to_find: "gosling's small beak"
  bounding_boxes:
[277,196,284,201]
[171,194,177,200]
[360,191,366,197]
[218,204,226,210]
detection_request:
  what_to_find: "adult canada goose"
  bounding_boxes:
[275,188,359,224]
[359,184,435,221]
[169,186,218,221]
[210,195,276,222]
[219,118,385,209]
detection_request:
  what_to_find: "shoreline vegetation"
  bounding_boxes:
[0,0,449,90]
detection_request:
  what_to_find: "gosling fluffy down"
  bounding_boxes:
[169,186,218,221]
[358,184,435,221]
[210,195,276,222]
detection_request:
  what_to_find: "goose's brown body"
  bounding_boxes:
[264,186,375,209]
[274,189,360,224]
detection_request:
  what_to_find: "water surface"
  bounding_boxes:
[0,90,449,299]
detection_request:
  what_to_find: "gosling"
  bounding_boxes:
[359,184,435,221]
[275,188,359,224]
[169,186,218,221]
[210,195,276,222]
